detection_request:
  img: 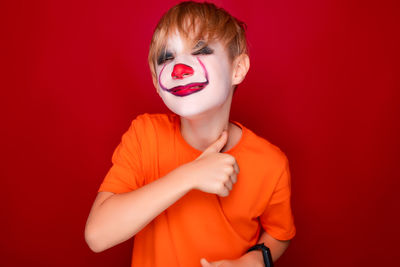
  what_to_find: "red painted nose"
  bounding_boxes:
[171,64,194,79]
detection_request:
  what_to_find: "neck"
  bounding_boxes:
[180,94,233,152]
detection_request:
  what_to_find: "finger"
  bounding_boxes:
[233,161,240,174]
[200,258,212,267]
[230,172,237,184]
[218,186,230,197]
[211,260,225,267]
[202,131,228,155]
[224,155,239,173]
[224,179,233,191]
[223,165,235,176]
[223,154,236,165]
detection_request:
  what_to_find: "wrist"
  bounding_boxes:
[240,250,264,267]
[171,163,197,191]
[246,243,274,267]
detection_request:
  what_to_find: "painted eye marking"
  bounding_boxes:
[157,51,174,65]
[192,46,214,56]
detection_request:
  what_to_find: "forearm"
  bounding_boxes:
[258,231,290,261]
[85,167,193,252]
[86,132,239,253]
[240,231,290,266]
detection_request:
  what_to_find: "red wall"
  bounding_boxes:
[2,0,399,266]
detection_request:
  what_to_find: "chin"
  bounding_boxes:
[165,101,229,121]
[166,104,208,119]
[160,89,231,119]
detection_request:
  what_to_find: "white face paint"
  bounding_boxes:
[155,32,234,118]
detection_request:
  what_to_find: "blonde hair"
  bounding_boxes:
[148,1,248,78]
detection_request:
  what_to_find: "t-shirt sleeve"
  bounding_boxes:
[98,119,144,194]
[259,157,296,241]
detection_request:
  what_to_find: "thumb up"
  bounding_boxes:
[198,130,228,159]
[185,130,239,197]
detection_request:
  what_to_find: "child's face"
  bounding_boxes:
[155,32,234,118]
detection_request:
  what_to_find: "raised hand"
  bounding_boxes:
[179,130,240,197]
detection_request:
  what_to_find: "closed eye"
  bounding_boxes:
[192,46,214,56]
[157,51,174,65]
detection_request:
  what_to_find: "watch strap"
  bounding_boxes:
[247,243,274,267]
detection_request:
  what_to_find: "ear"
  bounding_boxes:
[231,54,250,86]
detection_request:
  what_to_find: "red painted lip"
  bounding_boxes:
[167,81,208,97]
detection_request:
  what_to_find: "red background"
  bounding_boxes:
[2,0,399,266]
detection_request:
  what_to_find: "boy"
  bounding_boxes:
[85,1,295,266]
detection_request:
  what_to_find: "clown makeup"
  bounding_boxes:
[155,32,234,118]
[158,56,209,97]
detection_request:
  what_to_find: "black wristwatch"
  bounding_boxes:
[247,243,274,267]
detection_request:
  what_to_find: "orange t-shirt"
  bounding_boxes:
[98,113,295,267]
